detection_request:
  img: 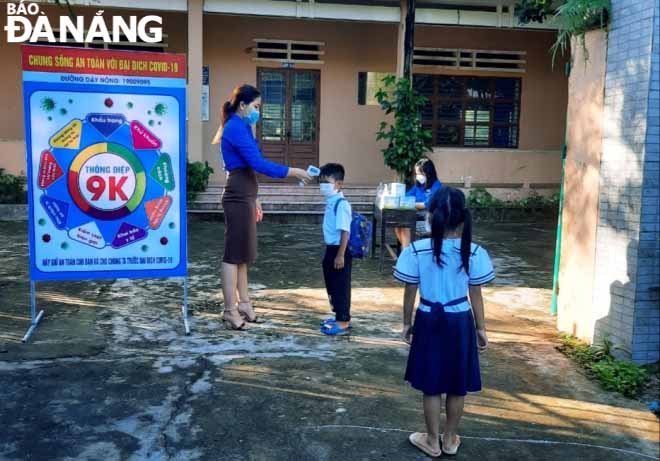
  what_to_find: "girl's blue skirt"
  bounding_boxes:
[405,307,482,396]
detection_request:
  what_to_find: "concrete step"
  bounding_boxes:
[189,209,333,215]
[195,192,376,203]
[188,208,374,225]
[206,184,378,194]
[193,184,377,217]
[188,208,376,224]
[190,201,374,213]
[201,188,377,195]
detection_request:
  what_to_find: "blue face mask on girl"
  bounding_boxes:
[247,108,260,125]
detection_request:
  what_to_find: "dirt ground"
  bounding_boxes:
[1,220,658,460]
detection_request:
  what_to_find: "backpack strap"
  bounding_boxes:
[334,198,347,215]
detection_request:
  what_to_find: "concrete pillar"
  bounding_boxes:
[558,0,660,364]
[556,31,607,343]
[187,0,204,162]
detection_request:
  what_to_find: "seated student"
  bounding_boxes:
[395,157,442,248]
[394,186,494,458]
[318,163,353,336]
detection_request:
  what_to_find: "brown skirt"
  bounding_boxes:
[222,168,258,264]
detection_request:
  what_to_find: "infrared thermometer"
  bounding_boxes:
[299,165,320,187]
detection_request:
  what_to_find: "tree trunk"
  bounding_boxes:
[396,0,416,82]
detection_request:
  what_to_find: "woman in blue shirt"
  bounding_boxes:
[395,157,442,248]
[212,84,311,330]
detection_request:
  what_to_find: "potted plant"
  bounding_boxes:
[550,0,611,62]
[186,161,214,203]
[0,169,27,204]
[375,75,433,184]
[514,0,611,63]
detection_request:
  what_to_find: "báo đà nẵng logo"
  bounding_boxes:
[4,1,162,44]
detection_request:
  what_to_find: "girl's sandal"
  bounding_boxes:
[223,305,246,331]
[408,432,442,458]
[237,301,264,324]
[441,433,461,456]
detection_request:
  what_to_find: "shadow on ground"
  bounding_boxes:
[0,221,658,460]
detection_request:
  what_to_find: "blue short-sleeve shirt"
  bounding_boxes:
[323,192,352,245]
[221,114,289,178]
[406,180,443,209]
[394,238,495,312]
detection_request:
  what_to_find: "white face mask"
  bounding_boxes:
[416,174,427,185]
[320,183,337,197]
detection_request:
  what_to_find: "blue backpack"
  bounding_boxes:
[334,198,373,259]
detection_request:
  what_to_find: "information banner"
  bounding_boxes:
[202,65,209,121]
[22,45,187,281]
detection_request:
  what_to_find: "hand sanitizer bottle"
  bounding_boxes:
[376,182,384,208]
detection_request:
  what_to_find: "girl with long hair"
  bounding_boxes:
[394,186,494,457]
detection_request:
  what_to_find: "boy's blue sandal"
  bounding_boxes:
[320,318,352,328]
[320,323,351,336]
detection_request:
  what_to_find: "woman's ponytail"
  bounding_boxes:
[211,101,233,145]
[211,85,261,145]
[221,101,233,127]
[212,101,233,145]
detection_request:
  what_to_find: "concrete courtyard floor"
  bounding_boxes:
[0,220,658,460]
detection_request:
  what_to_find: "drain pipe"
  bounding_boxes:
[550,143,566,316]
[550,60,571,316]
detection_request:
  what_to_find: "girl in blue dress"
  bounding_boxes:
[395,157,442,248]
[394,186,494,457]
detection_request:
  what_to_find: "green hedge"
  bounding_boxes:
[0,169,27,204]
[467,186,559,209]
[558,333,651,398]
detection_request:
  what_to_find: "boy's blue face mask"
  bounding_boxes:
[247,108,260,125]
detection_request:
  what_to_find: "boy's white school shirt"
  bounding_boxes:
[394,238,495,313]
[323,191,352,245]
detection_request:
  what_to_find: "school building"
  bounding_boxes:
[1,0,567,194]
[1,1,658,364]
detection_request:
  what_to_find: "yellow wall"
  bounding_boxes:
[429,148,561,188]
[0,6,187,174]
[0,5,25,174]
[415,25,568,152]
[0,9,567,186]
[203,15,397,184]
[204,16,566,184]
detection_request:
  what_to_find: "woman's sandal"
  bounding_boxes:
[223,305,246,331]
[408,432,442,458]
[237,301,264,324]
[441,433,461,456]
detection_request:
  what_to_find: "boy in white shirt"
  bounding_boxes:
[318,163,353,336]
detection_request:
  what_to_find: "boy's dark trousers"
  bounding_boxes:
[322,245,352,322]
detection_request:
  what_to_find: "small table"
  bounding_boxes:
[371,205,418,272]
